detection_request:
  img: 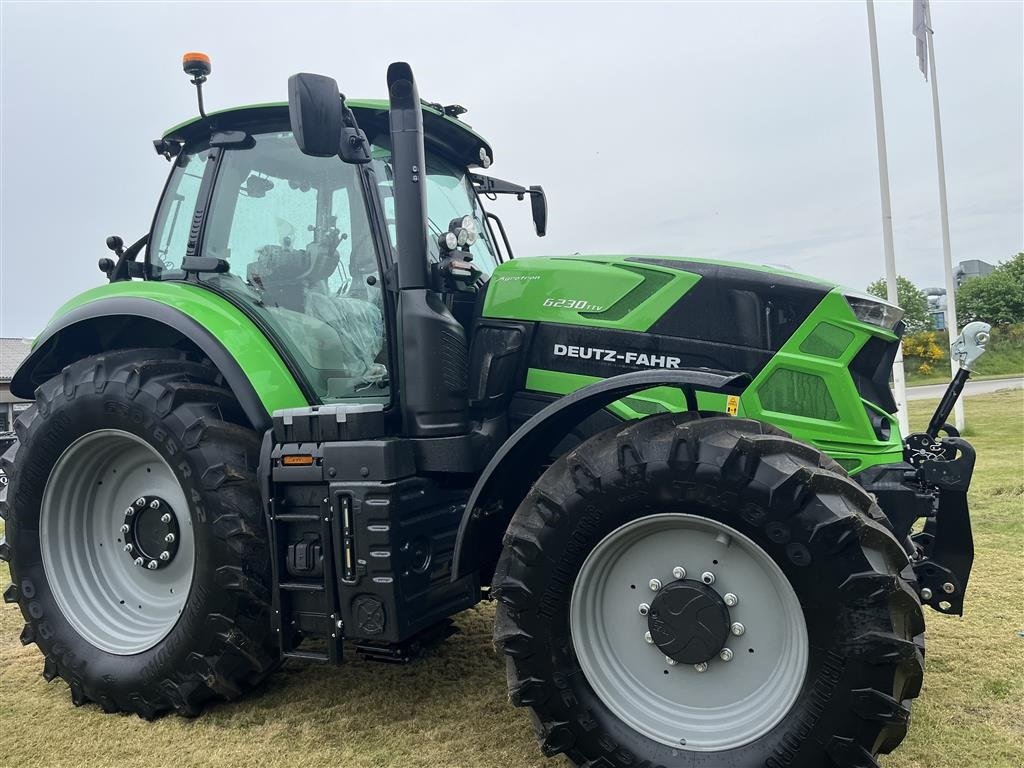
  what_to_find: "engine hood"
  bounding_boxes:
[482,254,837,336]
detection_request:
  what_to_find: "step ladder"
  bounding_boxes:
[266,497,345,664]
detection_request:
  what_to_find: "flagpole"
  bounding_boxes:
[923,0,965,431]
[866,0,911,438]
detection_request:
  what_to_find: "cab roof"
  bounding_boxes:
[162,100,493,168]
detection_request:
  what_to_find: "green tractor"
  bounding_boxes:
[1,55,992,767]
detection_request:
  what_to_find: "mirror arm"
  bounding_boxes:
[470,173,528,198]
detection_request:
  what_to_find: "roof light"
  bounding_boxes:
[182,52,211,79]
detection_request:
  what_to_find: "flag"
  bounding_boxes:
[914,0,930,80]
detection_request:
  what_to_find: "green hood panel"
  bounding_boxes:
[483,254,837,332]
[43,281,307,415]
[484,257,699,332]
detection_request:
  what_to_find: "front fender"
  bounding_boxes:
[11,282,309,430]
[451,368,750,582]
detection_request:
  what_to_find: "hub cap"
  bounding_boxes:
[648,579,730,664]
[40,430,195,655]
[570,513,808,751]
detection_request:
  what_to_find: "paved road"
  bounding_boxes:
[905,376,1024,401]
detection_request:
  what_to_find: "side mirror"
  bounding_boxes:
[288,73,343,157]
[529,186,547,237]
[288,72,371,163]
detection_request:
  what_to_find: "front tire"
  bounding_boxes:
[0,348,278,717]
[492,413,924,768]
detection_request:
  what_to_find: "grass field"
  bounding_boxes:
[2,390,1022,768]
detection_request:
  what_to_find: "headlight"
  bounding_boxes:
[844,292,904,331]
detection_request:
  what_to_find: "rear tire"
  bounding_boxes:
[492,413,924,768]
[0,348,278,717]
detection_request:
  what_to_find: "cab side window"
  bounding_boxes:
[148,149,211,274]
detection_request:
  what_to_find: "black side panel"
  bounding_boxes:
[629,258,830,351]
[850,335,901,414]
[467,321,529,412]
[10,299,270,430]
[528,322,773,380]
[269,439,479,648]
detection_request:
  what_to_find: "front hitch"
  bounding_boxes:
[901,321,990,615]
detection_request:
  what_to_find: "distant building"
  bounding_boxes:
[954,259,994,287]
[924,288,947,331]
[923,260,996,331]
[0,338,33,432]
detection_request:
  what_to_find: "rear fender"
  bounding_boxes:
[451,368,750,583]
[11,294,309,431]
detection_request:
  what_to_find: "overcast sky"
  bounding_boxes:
[1,0,1021,338]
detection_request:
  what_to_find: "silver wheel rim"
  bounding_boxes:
[570,513,808,751]
[40,429,195,655]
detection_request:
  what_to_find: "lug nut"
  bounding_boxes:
[638,603,651,616]
[120,524,130,534]
[942,582,955,594]
[921,587,933,601]
[664,656,678,666]
[149,499,160,509]
[123,543,133,553]
[731,622,746,636]
[125,507,135,517]
[701,571,715,585]
[147,560,158,570]
[159,551,171,561]
[135,498,146,507]
[724,592,739,607]
[160,513,172,524]
[694,662,708,673]
[164,533,176,543]
[644,631,654,644]
[719,648,734,662]
[134,557,144,567]
[649,578,662,591]
[672,566,686,580]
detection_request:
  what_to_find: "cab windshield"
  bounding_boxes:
[370,144,499,274]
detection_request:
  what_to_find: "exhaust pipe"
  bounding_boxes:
[386,62,470,438]
[386,62,430,290]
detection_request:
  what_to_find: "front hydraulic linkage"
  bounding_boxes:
[902,321,991,615]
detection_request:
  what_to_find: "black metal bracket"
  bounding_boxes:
[909,437,976,616]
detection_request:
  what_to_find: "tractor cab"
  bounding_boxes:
[146,98,520,404]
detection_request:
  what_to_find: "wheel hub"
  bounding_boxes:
[122,494,179,570]
[648,579,730,664]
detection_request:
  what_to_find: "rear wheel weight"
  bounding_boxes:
[492,412,924,767]
[4,348,277,717]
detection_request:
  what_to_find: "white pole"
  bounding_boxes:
[924,0,965,431]
[866,0,911,438]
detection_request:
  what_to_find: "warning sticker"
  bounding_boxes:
[726,395,740,416]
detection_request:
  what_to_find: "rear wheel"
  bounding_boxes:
[0,348,278,717]
[492,413,924,768]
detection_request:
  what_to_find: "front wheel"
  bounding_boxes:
[492,413,924,768]
[0,348,278,717]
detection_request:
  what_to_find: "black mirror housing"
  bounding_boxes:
[288,73,344,157]
[529,186,547,237]
[288,72,372,163]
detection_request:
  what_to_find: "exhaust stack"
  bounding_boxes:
[386,62,470,438]
[386,63,431,290]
